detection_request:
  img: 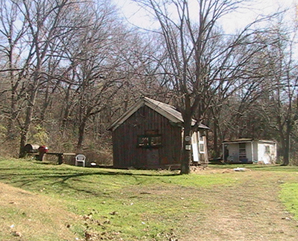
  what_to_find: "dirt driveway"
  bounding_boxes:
[183,170,298,241]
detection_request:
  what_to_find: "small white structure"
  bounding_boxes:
[222,139,277,164]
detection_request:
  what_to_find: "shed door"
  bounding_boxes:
[147,149,159,167]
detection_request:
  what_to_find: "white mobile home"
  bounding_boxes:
[222,139,277,164]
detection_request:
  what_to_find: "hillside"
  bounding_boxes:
[0,182,81,240]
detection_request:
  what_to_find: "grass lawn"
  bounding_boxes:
[0,157,298,240]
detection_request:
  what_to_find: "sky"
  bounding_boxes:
[113,0,298,33]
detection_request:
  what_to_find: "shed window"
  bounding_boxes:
[138,135,162,148]
[199,143,204,153]
[198,134,205,153]
[265,145,270,153]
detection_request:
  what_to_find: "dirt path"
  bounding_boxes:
[184,171,298,241]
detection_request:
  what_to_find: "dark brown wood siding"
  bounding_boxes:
[112,105,182,168]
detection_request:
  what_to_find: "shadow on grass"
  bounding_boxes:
[0,164,180,197]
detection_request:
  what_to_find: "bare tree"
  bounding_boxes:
[58,1,126,151]
[261,17,298,165]
[6,0,81,157]
[208,33,278,157]
[113,30,170,111]
[134,0,273,173]
[0,0,28,140]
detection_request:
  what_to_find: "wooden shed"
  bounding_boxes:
[222,139,277,164]
[108,97,209,169]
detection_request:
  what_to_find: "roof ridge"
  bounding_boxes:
[108,97,208,131]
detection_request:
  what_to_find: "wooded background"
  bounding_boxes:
[0,0,298,166]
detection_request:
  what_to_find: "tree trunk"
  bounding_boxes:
[281,121,291,166]
[213,120,219,158]
[19,131,27,158]
[19,104,35,157]
[180,108,192,174]
[180,132,192,174]
[6,45,19,140]
[19,72,39,157]
[77,119,87,152]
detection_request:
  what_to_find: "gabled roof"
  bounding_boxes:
[108,97,209,131]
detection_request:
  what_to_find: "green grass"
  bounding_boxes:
[1,157,298,240]
[0,158,236,240]
[280,183,298,218]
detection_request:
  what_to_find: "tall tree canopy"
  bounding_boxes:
[133,0,275,173]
